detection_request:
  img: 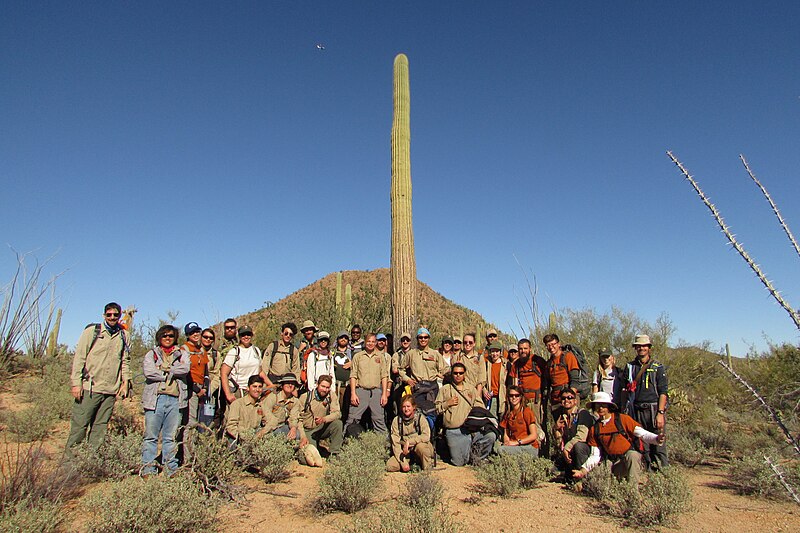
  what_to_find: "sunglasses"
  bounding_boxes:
[105,312,120,317]
[464,341,475,345]
[451,371,465,375]
[201,335,215,340]
[282,331,295,337]
[561,396,576,401]
[162,334,175,339]
[508,393,522,398]
[224,325,236,329]
[487,334,498,338]
[417,335,430,340]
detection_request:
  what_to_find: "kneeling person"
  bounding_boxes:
[387,395,434,472]
[298,374,343,457]
[499,385,539,456]
[225,375,266,443]
[436,362,496,466]
[573,392,666,485]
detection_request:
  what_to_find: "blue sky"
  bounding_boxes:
[2,2,798,356]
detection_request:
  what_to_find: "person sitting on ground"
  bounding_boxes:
[387,394,434,472]
[141,324,190,476]
[436,362,496,466]
[573,392,666,485]
[554,387,594,479]
[498,385,539,457]
[592,349,624,406]
[225,375,266,443]
[298,374,343,458]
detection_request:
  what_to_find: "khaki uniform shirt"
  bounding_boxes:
[262,389,301,433]
[390,413,431,461]
[262,340,300,378]
[399,347,445,383]
[351,349,389,390]
[298,390,341,433]
[452,350,487,392]
[71,324,130,395]
[225,394,264,440]
[436,383,483,429]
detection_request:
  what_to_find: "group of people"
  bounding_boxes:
[65,302,669,485]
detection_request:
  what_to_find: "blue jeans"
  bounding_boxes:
[142,394,182,475]
[445,428,496,466]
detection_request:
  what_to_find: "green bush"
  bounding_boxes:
[474,453,552,497]
[345,471,454,533]
[82,475,217,533]
[107,400,142,436]
[583,464,692,527]
[668,428,713,468]
[236,431,295,483]
[0,405,56,442]
[186,429,241,498]
[70,433,142,480]
[727,455,799,500]
[0,496,62,533]
[314,432,386,513]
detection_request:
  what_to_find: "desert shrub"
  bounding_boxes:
[82,474,217,533]
[0,405,56,442]
[186,428,241,498]
[345,471,454,533]
[583,464,692,527]
[1,442,78,532]
[314,432,386,513]
[727,455,800,500]
[474,453,551,497]
[474,453,522,497]
[669,428,713,468]
[236,431,295,483]
[108,400,142,436]
[70,432,142,480]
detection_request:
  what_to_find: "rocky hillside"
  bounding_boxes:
[233,269,507,347]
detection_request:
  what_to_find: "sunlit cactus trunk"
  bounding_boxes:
[390,53,418,349]
[46,308,62,357]
[344,283,352,325]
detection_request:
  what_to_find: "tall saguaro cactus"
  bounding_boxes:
[390,53,418,347]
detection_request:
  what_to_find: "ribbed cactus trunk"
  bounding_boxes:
[46,308,62,357]
[390,53,418,349]
[344,283,352,325]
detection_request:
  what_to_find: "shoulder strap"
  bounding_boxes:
[632,361,651,386]
[86,323,102,354]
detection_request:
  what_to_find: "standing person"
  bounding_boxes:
[66,302,131,454]
[182,321,205,458]
[509,339,547,429]
[349,324,365,354]
[482,329,500,359]
[452,333,487,399]
[392,333,412,414]
[435,362,496,466]
[306,331,335,392]
[542,334,581,420]
[332,331,353,419]
[298,320,318,388]
[592,349,624,407]
[399,328,445,429]
[621,334,669,470]
[262,322,300,386]
[376,333,394,427]
[573,392,666,484]
[498,385,539,457]
[220,326,263,406]
[483,343,509,419]
[345,334,389,435]
[199,328,222,426]
[298,374,343,458]
[451,336,463,358]
[141,325,190,476]
[386,395,434,472]
[219,318,239,358]
[439,336,454,363]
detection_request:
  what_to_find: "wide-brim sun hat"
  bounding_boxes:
[632,334,652,346]
[277,374,300,386]
[587,391,618,411]
[300,320,318,332]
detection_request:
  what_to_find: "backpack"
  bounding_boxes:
[226,345,262,392]
[462,406,500,438]
[85,323,128,357]
[558,343,591,399]
[266,340,297,373]
[396,410,424,441]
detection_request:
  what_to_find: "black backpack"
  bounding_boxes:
[559,343,591,399]
[462,406,500,438]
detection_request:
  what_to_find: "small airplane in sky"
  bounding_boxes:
[316,43,326,51]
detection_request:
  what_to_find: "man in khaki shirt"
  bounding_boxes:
[261,322,301,385]
[260,374,303,443]
[345,334,389,434]
[399,328,444,429]
[452,333,487,398]
[225,375,266,441]
[436,362,496,466]
[298,374,343,455]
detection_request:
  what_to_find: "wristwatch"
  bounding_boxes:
[657,409,666,414]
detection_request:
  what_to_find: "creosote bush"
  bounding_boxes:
[314,432,387,513]
[82,474,217,533]
[70,433,142,480]
[0,406,56,442]
[346,471,454,533]
[727,455,800,500]
[188,428,241,498]
[236,431,295,483]
[583,464,692,527]
[668,427,713,468]
[474,453,552,497]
